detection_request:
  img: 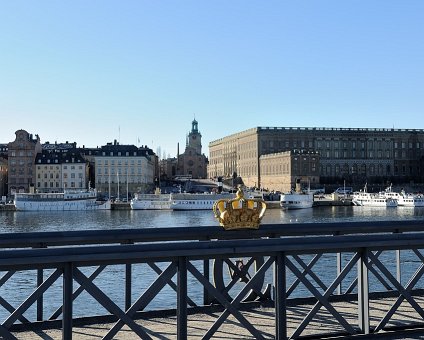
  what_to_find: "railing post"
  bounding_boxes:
[275,252,287,339]
[63,262,73,340]
[335,232,342,295]
[125,263,132,311]
[337,252,342,295]
[396,249,401,284]
[37,268,43,321]
[358,248,369,334]
[394,230,401,284]
[177,257,187,340]
[203,259,211,305]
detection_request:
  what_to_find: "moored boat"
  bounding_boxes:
[280,191,314,210]
[352,184,397,207]
[280,179,314,210]
[381,186,424,207]
[130,193,172,210]
[14,189,111,211]
[170,192,234,210]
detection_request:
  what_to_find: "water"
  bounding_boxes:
[2,206,424,234]
[1,206,424,321]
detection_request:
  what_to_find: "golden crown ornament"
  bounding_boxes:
[213,188,267,230]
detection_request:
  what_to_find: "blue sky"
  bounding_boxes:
[1,1,423,158]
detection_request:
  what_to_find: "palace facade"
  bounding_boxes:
[208,127,424,191]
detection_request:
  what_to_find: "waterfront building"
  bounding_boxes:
[86,140,156,198]
[208,127,424,190]
[260,150,320,192]
[7,130,42,196]
[0,144,7,198]
[0,157,7,199]
[35,147,88,193]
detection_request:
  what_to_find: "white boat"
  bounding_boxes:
[381,186,424,207]
[130,193,172,210]
[352,185,397,208]
[170,192,234,210]
[14,189,111,211]
[280,191,314,210]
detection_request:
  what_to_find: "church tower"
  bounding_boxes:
[187,119,202,155]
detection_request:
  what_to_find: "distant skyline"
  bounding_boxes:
[1,1,423,157]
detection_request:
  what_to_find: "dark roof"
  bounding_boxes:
[35,150,86,164]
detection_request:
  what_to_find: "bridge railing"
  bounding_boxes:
[1,220,424,339]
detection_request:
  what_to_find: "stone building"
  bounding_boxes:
[159,157,177,181]
[208,126,424,191]
[88,141,156,198]
[35,148,88,193]
[7,130,42,195]
[260,150,320,192]
[161,119,208,180]
[0,157,7,199]
[176,119,208,179]
[0,144,7,198]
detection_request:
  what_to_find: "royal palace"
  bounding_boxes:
[208,126,424,192]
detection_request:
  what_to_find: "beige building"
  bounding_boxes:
[91,141,156,198]
[208,126,424,191]
[7,130,42,195]
[35,150,88,192]
[260,150,320,192]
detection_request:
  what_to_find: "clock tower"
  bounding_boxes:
[187,119,202,155]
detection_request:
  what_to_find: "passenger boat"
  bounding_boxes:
[130,193,172,210]
[280,190,314,210]
[14,189,111,211]
[381,186,424,207]
[170,192,234,210]
[280,180,314,210]
[352,185,397,207]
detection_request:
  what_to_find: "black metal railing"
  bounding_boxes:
[1,220,424,339]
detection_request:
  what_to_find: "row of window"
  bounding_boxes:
[95,177,150,184]
[37,173,83,179]
[101,151,138,156]
[97,168,143,175]
[97,159,143,166]
[36,182,83,188]
[320,164,420,176]
[10,151,33,157]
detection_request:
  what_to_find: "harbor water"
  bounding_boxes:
[2,205,424,234]
[1,206,424,321]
